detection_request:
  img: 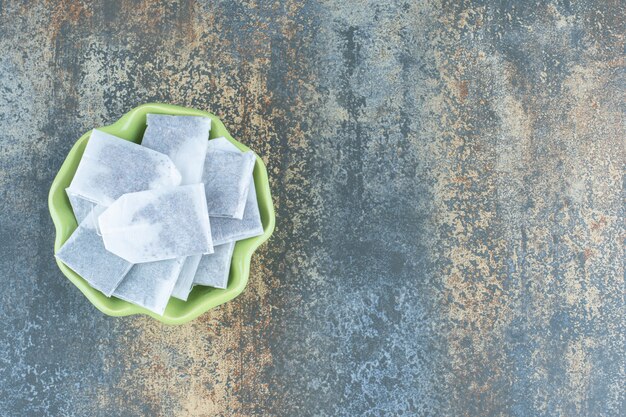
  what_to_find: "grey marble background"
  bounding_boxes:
[0,1,623,416]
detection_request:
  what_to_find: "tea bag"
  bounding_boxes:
[112,257,185,315]
[141,114,211,184]
[66,189,95,224]
[211,178,264,245]
[67,129,182,205]
[55,207,132,296]
[203,138,264,244]
[203,137,256,219]
[98,184,213,263]
[192,242,235,289]
[206,136,245,154]
[170,255,203,301]
[142,114,212,291]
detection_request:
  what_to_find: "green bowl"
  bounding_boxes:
[48,103,275,325]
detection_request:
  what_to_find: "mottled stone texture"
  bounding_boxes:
[0,0,623,416]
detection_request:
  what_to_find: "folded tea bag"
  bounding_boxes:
[66,189,95,224]
[202,138,264,244]
[113,257,185,315]
[170,255,203,301]
[141,114,211,184]
[192,242,235,289]
[208,136,243,151]
[203,137,256,219]
[98,184,213,263]
[211,178,264,245]
[67,129,182,205]
[55,208,132,296]
[142,114,212,292]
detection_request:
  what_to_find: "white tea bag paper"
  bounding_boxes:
[141,114,211,184]
[170,254,203,301]
[193,242,235,289]
[55,208,132,296]
[66,189,95,224]
[211,175,264,245]
[113,258,185,315]
[204,138,264,245]
[142,115,212,290]
[203,138,256,219]
[67,129,181,205]
[99,184,213,263]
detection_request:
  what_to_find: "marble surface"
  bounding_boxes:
[0,1,623,416]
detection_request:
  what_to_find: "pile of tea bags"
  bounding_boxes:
[56,114,264,315]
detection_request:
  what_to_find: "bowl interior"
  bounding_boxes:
[48,103,275,325]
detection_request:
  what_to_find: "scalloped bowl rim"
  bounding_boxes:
[48,103,275,325]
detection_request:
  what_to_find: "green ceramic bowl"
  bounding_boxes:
[48,103,275,325]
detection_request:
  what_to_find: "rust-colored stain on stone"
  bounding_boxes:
[0,0,624,416]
